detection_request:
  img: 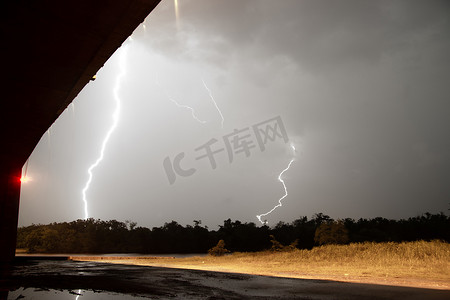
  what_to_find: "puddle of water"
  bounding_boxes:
[16,253,206,258]
[8,287,150,299]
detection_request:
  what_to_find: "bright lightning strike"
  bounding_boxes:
[256,143,296,225]
[202,79,224,128]
[75,289,81,300]
[81,45,128,220]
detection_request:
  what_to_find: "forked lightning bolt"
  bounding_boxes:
[202,79,224,128]
[154,75,207,124]
[81,45,128,219]
[169,97,207,124]
[169,1,224,128]
[156,77,223,127]
[256,144,296,225]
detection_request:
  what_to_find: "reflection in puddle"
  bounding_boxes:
[8,287,150,299]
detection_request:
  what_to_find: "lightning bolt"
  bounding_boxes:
[202,79,224,128]
[75,289,81,300]
[154,74,207,124]
[169,96,207,124]
[148,3,223,127]
[256,143,296,225]
[155,78,223,127]
[81,45,128,220]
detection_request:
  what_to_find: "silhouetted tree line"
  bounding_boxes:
[16,212,449,254]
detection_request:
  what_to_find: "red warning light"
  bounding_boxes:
[20,176,31,183]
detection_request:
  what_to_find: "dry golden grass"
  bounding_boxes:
[72,240,450,289]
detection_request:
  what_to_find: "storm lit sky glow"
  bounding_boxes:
[19,0,450,229]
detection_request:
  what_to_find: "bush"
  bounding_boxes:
[269,235,298,252]
[269,235,284,251]
[208,240,230,256]
[314,220,349,245]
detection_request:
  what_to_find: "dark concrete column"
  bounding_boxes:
[0,162,22,265]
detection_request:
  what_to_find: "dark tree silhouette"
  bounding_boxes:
[16,212,449,254]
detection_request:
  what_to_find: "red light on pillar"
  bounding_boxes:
[20,176,31,183]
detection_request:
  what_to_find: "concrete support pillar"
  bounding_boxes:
[0,163,22,265]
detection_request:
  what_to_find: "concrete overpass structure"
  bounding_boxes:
[0,0,161,264]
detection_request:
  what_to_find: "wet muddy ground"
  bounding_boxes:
[1,259,449,299]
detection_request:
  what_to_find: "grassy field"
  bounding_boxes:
[72,240,450,289]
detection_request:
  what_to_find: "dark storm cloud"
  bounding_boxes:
[149,0,450,72]
[19,0,450,227]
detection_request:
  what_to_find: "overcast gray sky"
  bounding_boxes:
[19,0,450,229]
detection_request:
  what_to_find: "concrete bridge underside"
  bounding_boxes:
[0,0,161,264]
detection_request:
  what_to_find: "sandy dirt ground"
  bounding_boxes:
[71,256,450,291]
